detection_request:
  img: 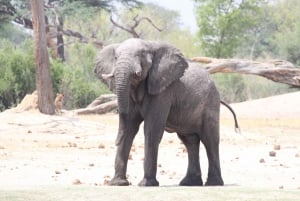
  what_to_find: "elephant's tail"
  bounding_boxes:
[220,100,241,134]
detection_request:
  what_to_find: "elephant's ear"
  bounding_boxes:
[147,45,188,95]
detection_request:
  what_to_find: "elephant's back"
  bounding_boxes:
[180,62,214,96]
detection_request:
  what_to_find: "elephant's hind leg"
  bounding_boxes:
[177,133,203,186]
[201,113,224,186]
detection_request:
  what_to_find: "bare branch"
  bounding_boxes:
[110,15,139,38]
[134,15,163,32]
[110,14,163,38]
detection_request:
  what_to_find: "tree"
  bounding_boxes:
[194,0,267,58]
[30,0,55,114]
[0,0,142,60]
[272,0,300,65]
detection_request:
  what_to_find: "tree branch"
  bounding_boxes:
[110,14,163,38]
[110,15,139,37]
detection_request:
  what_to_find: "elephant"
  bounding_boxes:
[94,38,239,186]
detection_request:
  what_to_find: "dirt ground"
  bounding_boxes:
[0,92,299,196]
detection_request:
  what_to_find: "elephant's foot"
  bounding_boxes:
[179,175,203,186]
[108,177,130,186]
[205,176,224,186]
[138,178,159,186]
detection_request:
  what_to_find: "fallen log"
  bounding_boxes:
[75,94,117,115]
[191,57,300,87]
[86,94,117,108]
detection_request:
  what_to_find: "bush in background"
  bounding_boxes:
[0,39,35,110]
[0,39,110,111]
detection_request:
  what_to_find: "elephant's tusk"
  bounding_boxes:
[102,73,114,80]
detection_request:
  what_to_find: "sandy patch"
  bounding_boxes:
[0,92,299,190]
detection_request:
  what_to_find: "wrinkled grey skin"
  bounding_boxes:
[94,38,224,186]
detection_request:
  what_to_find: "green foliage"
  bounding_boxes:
[272,0,300,65]
[0,39,109,111]
[0,39,35,110]
[0,23,30,44]
[195,0,267,58]
[212,73,297,103]
[212,74,247,102]
[60,42,110,109]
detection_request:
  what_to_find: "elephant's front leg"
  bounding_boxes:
[139,102,170,186]
[109,113,142,186]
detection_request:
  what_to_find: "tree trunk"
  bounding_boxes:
[191,57,300,88]
[56,16,65,61]
[31,0,55,114]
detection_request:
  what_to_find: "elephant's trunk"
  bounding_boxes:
[115,60,132,114]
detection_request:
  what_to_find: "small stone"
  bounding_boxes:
[259,158,265,163]
[295,152,300,158]
[0,146,5,149]
[55,170,61,174]
[72,179,82,185]
[27,130,32,134]
[274,145,281,150]
[89,163,95,167]
[68,142,77,147]
[128,154,133,160]
[98,143,105,149]
[103,179,110,185]
[269,151,276,157]
[279,185,284,189]
[131,145,136,152]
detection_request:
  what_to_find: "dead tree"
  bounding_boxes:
[191,57,300,88]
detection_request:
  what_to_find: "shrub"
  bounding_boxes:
[0,39,35,110]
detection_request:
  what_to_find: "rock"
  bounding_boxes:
[259,158,265,163]
[72,179,82,185]
[269,151,276,157]
[160,170,166,175]
[89,163,95,167]
[55,170,61,174]
[98,143,105,149]
[131,145,136,153]
[103,179,110,185]
[279,185,284,189]
[295,152,300,158]
[68,142,77,147]
[274,145,281,150]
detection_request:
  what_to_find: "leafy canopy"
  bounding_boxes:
[194,0,267,58]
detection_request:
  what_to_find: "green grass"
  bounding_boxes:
[0,186,299,201]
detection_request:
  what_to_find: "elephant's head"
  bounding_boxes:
[94,43,120,91]
[95,38,188,114]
